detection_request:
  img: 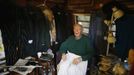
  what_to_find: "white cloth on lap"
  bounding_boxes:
[57,52,88,75]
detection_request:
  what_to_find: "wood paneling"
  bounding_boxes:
[15,0,134,13]
[66,0,113,13]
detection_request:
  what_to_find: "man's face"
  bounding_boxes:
[73,25,82,37]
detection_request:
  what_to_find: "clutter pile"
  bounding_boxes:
[89,54,128,75]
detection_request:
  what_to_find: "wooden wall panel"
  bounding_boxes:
[15,0,134,13]
[66,0,112,13]
[68,0,92,4]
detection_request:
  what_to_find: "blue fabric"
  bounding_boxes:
[115,15,134,60]
[88,13,107,55]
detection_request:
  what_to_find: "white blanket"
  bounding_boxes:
[57,52,88,75]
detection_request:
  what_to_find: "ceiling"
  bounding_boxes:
[14,0,134,13]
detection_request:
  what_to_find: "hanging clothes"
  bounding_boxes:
[51,5,73,48]
[1,3,51,65]
[0,3,21,65]
[114,15,134,61]
[0,29,10,74]
[0,29,5,62]
[19,5,51,57]
[42,7,57,45]
[88,11,108,55]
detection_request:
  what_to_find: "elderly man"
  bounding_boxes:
[57,24,94,75]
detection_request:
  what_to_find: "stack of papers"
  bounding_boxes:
[9,59,36,75]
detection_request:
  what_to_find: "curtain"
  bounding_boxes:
[88,11,108,56]
[0,4,51,65]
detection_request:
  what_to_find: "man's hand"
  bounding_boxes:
[72,57,82,65]
[62,53,67,61]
